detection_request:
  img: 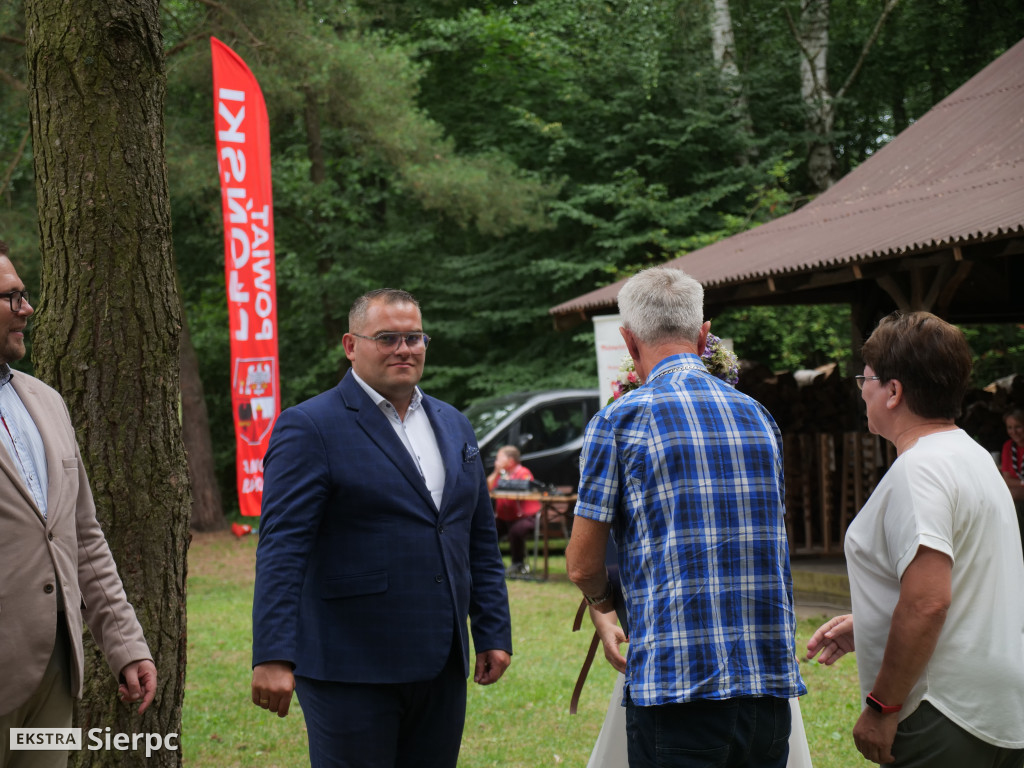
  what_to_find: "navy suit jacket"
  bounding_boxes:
[252,372,512,683]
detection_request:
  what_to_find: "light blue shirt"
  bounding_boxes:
[0,364,48,516]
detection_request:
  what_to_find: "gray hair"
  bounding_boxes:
[348,288,420,332]
[617,266,704,346]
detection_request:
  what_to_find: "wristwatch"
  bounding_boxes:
[584,582,613,606]
[865,692,902,714]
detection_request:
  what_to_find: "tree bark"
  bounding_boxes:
[25,1,190,765]
[797,0,834,192]
[181,314,226,532]
[304,85,327,185]
[709,0,754,161]
[792,0,901,193]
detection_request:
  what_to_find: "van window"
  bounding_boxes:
[518,402,587,454]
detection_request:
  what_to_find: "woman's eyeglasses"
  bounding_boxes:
[854,375,881,390]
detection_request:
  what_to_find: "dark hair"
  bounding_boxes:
[348,289,420,332]
[0,241,8,257]
[1005,409,1024,425]
[860,311,972,419]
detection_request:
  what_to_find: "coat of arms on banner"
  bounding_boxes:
[233,357,278,446]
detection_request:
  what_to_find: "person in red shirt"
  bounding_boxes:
[1001,408,1024,552]
[1001,408,1024,498]
[487,446,541,577]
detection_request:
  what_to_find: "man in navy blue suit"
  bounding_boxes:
[250,288,513,768]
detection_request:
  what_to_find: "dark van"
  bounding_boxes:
[462,389,601,490]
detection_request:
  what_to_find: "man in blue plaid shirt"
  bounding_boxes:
[567,266,805,768]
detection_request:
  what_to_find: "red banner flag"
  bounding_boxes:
[211,37,280,517]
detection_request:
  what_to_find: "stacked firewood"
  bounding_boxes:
[735,363,1021,554]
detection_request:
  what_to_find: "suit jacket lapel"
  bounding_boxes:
[340,375,437,511]
[423,398,463,515]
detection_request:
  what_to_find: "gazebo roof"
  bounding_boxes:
[551,37,1024,326]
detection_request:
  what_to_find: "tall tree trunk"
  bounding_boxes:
[792,0,901,193]
[304,85,327,185]
[181,313,225,531]
[304,87,348,377]
[709,0,754,162]
[25,1,190,766]
[797,0,834,192]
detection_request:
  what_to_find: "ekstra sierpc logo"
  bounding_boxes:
[10,728,178,757]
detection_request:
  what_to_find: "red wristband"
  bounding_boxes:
[865,692,902,714]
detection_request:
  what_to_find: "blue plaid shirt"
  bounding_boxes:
[576,353,806,706]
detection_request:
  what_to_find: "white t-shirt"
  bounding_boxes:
[845,429,1024,748]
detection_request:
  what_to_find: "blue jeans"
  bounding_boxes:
[625,691,791,768]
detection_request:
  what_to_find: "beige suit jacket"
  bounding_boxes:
[0,371,151,717]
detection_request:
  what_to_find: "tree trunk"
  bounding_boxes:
[304,85,327,185]
[181,313,226,532]
[25,1,190,766]
[709,0,754,161]
[797,0,834,192]
[709,0,741,82]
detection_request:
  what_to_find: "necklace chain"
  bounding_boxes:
[648,363,706,382]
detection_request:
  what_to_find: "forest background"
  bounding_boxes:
[3,0,1024,523]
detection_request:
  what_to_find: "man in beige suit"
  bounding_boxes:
[0,242,156,768]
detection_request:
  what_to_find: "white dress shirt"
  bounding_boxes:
[351,370,446,510]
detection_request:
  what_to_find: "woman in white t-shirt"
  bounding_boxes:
[807,311,1024,767]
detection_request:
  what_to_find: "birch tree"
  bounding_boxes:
[710,0,753,143]
[791,0,902,191]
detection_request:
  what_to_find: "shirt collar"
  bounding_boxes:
[350,369,423,413]
[0,363,12,388]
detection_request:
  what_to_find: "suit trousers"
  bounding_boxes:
[295,640,467,768]
[0,616,73,768]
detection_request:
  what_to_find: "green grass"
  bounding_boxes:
[183,532,861,767]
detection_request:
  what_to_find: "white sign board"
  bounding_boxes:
[593,314,628,403]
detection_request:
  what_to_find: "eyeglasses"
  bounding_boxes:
[0,290,29,313]
[854,375,882,390]
[351,332,430,352]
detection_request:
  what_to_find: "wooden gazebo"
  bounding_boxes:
[549,38,1024,554]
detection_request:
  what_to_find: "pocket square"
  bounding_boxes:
[463,444,480,463]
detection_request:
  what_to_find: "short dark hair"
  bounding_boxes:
[348,289,420,332]
[860,311,972,419]
[0,241,8,257]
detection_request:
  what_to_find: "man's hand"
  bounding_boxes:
[806,613,855,665]
[252,661,296,717]
[590,606,628,673]
[853,707,899,764]
[118,659,157,715]
[473,649,511,685]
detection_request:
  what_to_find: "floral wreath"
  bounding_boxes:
[609,332,739,403]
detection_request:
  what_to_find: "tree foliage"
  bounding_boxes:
[5,0,1023,515]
